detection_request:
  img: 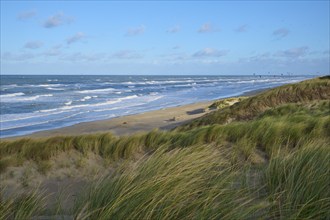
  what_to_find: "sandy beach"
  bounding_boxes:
[14,100,214,139]
[4,89,267,140]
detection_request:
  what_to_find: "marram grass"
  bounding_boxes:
[73,145,267,220]
[178,76,330,130]
[1,100,329,169]
[0,189,46,220]
[0,76,329,219]
[265,141,330,219]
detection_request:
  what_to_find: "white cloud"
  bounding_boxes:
[273,28,290,39]
[234,24,248,33]
[2,52,36,61]
[276,46,309,58]
[60,52,106,62]
[24,41,43,49]
[111,50,143,59]
[244,47,309,63]
[193,48,228,57]
[43,44,62,56]
[17,10,36,20]
[53,44,63,50]
[43,12,73,28]
[198,23,218,33]
[43,49,61,57]
[167,25,181,33]
[66,32,85,44]
[126,25,145,36]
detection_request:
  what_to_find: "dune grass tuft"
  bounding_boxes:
[178,76,330,130]
[74,145,266,220]
[0,189,45,220]
[0,100,329,173]
[265,142,330,219]
[0,77,329,218]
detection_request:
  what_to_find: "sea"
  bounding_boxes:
[0,75,312,138]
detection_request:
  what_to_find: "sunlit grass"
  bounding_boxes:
[73,145,266,220]
[0,189,45,220]
[265,141,330,219]
[0,100,329,173]
[0,76,329,219]
[178,76,330,130]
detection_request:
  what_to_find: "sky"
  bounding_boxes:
[1,1,329,75]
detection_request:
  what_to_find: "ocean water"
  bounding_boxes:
[0,75,312,138]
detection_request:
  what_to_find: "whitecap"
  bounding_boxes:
[40,84,62,87]
[61,95,139,110]
[80,96,92,101]
[39,109,60,113]
[1,94,53,102]
[1,84,18,90]
[76,88,116,94]
[0,92,25,98]
[46,87,65,91]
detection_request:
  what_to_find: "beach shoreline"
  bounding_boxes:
[4,100,214,140]
[2,88,267,140]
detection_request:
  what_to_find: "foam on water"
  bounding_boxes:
[76,88,116,93]
[47,87,66,91]
[80,96,92,101]
[0,75,313,137]
[65,101,73,105]
[0,92,25,98]
[1,84,18,90]
[1,94,53,102]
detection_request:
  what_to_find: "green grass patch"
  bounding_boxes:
[74,145,266,220]
[0,77,329,218]
[178,76,330,130]
[265,142,330,219]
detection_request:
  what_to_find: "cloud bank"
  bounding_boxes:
[2,52,35,61]
[276,46,309,58]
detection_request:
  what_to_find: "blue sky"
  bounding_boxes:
[1,1,329,75]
